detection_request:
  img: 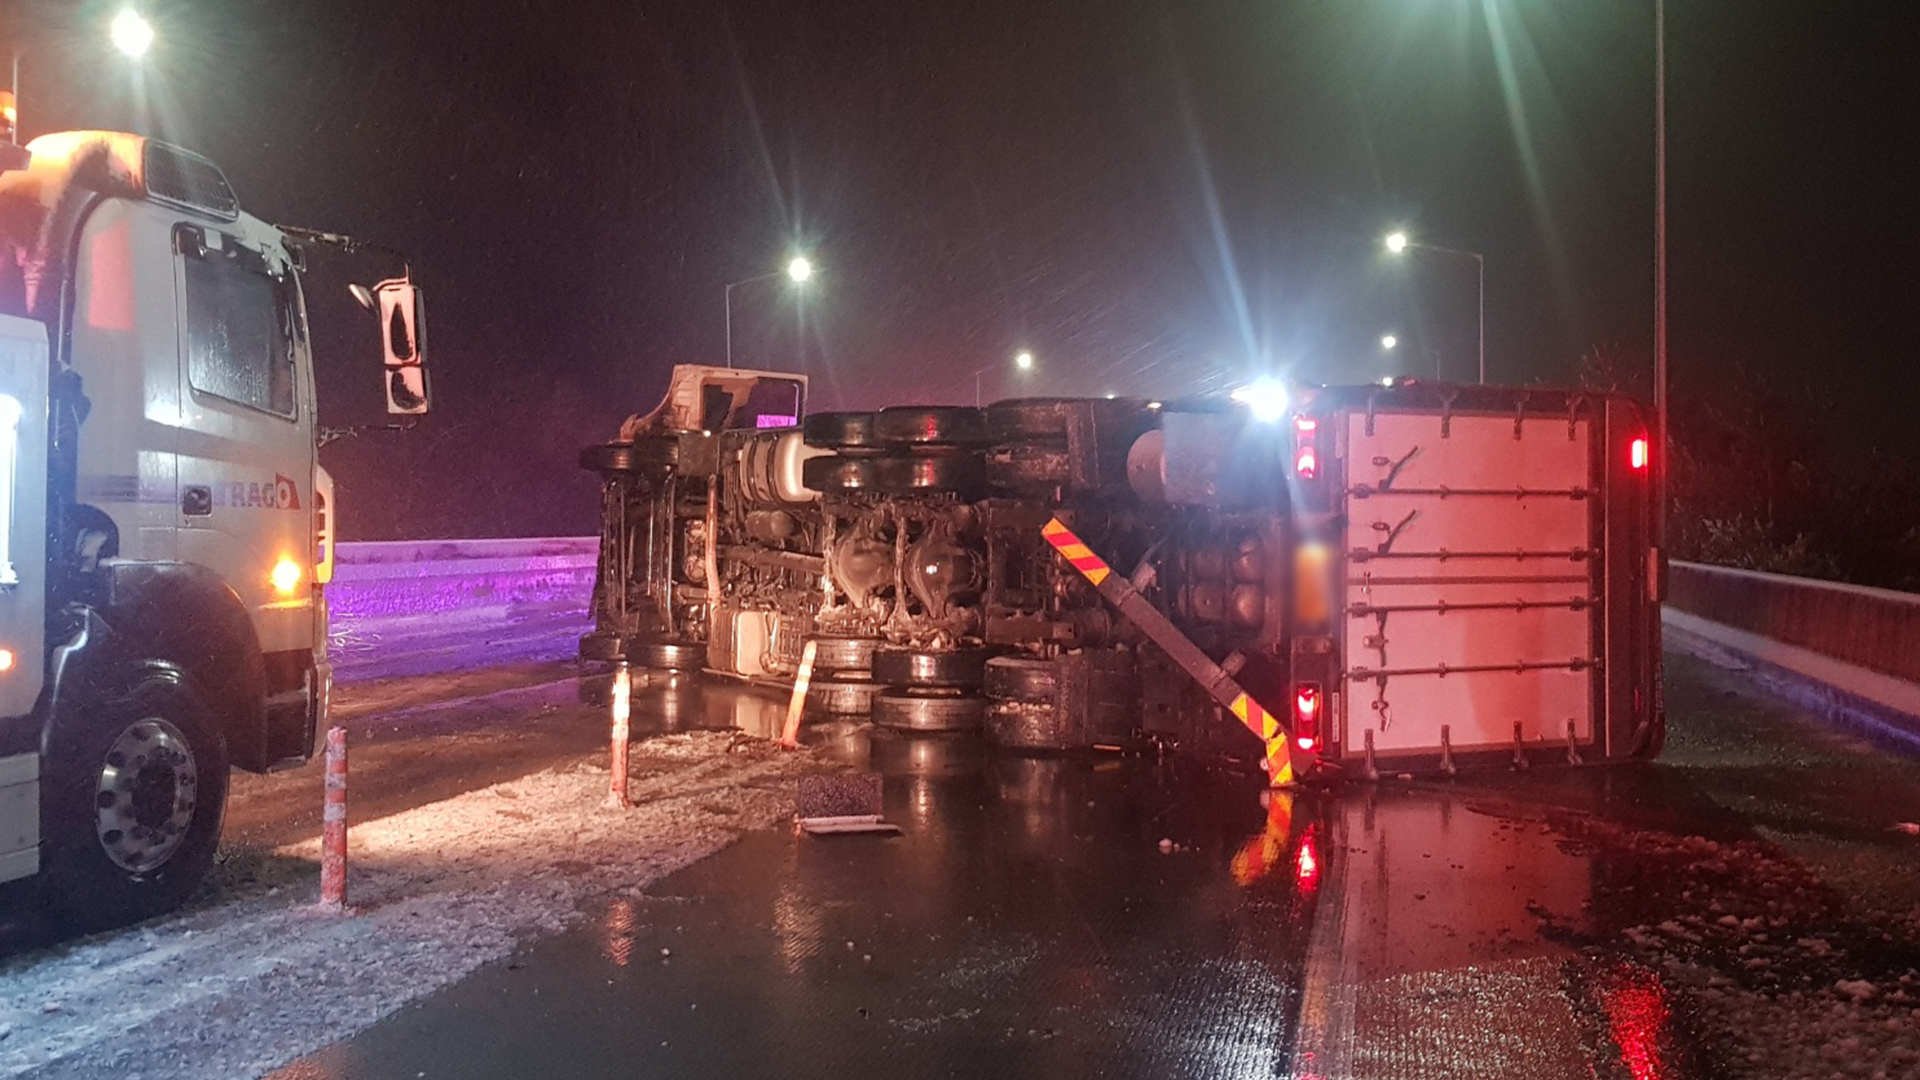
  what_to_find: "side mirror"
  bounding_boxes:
[356,277,429,415]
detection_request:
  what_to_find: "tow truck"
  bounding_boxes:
[581,365,1660,781]
[0,130,428,927]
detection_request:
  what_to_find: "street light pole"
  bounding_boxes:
[723,256,813,370]
[975,351,1035,405]
[1384,233,1486,384]
[1653,0,1669,577]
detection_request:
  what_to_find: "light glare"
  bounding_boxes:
[1233,378,1289,422]
[1381,334,1398,351]
[786,256,813,283]
[1014,351,1034,370]
[271,557,303,595]
[111,9,155,58]
[1385,231,1409,255]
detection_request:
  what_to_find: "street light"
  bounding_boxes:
[1380,334,1398,351]
[1384,230,1485,385]
[9,7,156,146]
[975,351,1036,406]
[724,255,814,370]
[110,10,155,58]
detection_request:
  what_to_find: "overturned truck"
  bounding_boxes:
[581,365,1663,779]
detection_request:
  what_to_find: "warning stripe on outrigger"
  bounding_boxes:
[1041,516,1299,785]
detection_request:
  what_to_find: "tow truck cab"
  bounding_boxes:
[0,131,424,927]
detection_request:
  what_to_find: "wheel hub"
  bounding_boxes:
[95,718,199,873]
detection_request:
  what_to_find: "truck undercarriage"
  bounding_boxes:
[582,366,1661,778]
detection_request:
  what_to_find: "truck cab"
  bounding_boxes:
[0,131,422,927]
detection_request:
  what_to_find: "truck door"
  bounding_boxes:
[171,225,316,659]
[1338,407,1599,764]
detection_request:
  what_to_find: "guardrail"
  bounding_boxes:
[1666,559,1920,746]
[328,536,598,622]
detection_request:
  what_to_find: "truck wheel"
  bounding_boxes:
[987,442,1071,492]
[579,631,628,663]
[807,634,881,675]
[872,646,993,689]
[802,455,885,494]
[983,656,1056,703]
[808,677,880,715]
[41,671,228,932]
[871,406,990,447]
[870,452,987,498]
[985,398,1074,441]
[871,688,986,732]
[580,437,678,475]
[802,412,879,450]
[630,638,706,671]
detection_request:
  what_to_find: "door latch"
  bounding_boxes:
[182,485,213,517]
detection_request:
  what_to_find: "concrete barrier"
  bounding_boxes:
[1666,560,1920,750]
[1668,561,1920,684]
[328,536,598,623]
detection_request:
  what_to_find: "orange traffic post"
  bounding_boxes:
[317,725,350,912]
[605,661,632,809]
[778,640,818,750]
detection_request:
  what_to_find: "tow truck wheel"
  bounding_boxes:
[871,688,987,732]
[802,411,879,450]
[630,638,706,671]
[41,670,228,932]
[871,406,990,447]
[872,646,994,689]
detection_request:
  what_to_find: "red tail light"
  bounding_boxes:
[1293,683,1321,751]
[1294,418,1320,480]
[1630,437,1649,471]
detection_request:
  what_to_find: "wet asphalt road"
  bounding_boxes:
[12,598,1920,1077]
[255,644,1920,1080]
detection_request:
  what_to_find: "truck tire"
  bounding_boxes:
[808,677,880,715]
[870,452,987,498]
[983,656,1056,703]
[872,646,993,689]
[986,442,1071,492]
[807,634,881,675]
[41,669,228,932]
[986,699,1071,750]
[871,406,990,447]
[802,455,885,494]
[985,398,1075,442]
[579,631,627,663]
[630,638,706,671]
[802,412,879,450]
[580,437,678,475]
[871,688,986,732]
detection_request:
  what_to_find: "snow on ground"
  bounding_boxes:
[1541,814,1920,1079]
[0,731,824,1080]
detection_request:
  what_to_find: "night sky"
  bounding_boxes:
[6,0,1915,539]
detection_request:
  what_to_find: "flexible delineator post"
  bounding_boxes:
[1040,517,1300,785]
[606,662,632,808]
[318,725,349,911]
[779,640,818,749]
